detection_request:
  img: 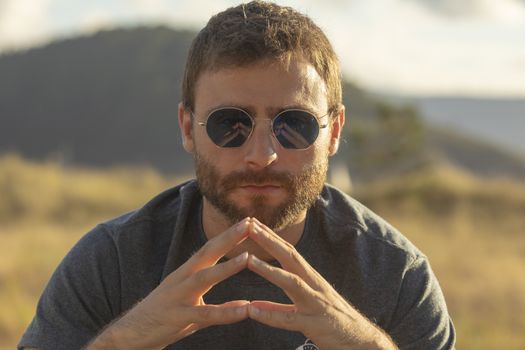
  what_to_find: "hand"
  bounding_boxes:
[246,218,398,350]
[86,219,252,350]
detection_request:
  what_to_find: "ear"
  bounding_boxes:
[328,105,345,156]
[178,102,195,153]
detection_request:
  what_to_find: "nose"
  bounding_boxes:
[243,118,278,169]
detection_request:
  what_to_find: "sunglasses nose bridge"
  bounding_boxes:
[251,117,274,136]
[248,118,280,148]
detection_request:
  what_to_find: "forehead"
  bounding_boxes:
[193,58,328,116]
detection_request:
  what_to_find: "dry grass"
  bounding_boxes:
[0,154,184,225]
[356,165,525,349]
[0,154,186,349]
[1,155,524,349]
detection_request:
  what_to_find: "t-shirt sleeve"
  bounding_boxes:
[387,256,456,349]
[18,224,121,350]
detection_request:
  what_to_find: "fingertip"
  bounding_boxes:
[235,303,249,316]
[247,254,263,267]
[248,217,256,231]
[251,217,269,231]
[247,303,299,331]
[236,218,249,232]
[233,220,250,241]
[248,304,260,317]
[227,301,249,321]
[235,251,249,264]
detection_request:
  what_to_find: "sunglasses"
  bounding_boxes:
[194,107,330,150]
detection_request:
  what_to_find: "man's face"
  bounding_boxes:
[180,58,342,230]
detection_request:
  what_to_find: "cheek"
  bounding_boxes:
[310,135,332,161]
[194,143,242,174]
[277,148,324,174]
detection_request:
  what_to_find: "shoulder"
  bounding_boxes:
[316,184,424,263]
[98,179,201,242]
[63,179,202,272]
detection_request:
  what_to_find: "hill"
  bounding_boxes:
[2,26,525,183]
[373,94,525,182]
[415,97,525,155]
[425,126,525,181]
[0,26,195,173]
[0,26,425,179]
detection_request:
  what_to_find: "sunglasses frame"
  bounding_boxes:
[193,106,331,150]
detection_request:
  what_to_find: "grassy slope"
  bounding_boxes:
[1,155,524,349]
[355,166,525,349]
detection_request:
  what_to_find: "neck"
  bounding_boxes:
[201,198,307,261]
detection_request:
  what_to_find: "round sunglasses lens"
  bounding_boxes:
[206,109,252,147]
[273,111,320,149]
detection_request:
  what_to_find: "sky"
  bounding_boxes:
[1,0,525,97]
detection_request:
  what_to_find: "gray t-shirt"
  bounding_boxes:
[19,180,455,349]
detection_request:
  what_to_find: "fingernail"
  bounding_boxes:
[250,305,260,316]
[237,220,246,232]
[236,306,246,315]
[236,252,248,263]
[251,255,263,265]
[252,223,262,234]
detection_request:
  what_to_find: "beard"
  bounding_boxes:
[194,153,328,230]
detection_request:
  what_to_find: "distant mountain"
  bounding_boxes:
[391,96,525,156]
[0,26,422,178]
[425,126,525,181]
[0,26,195,173]
[1,26,524,184]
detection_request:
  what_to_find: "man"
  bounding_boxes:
[19,1,456,349]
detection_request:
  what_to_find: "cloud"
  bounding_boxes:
[409,0,525,20]
[409,0,487,17]
[79,9,115,34]
[0,0,524,96]
[0,0,52,51]
[326,0,525,96]
[129,0,172,18]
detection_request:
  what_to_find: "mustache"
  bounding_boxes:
[220,169,295,192]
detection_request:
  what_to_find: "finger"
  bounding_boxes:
[247,254,319,309]
[174,218,251,281]
[250,300,297,312]
[249,219,326,291]
[248,302,308,333]
[179,252,249,296]
[185,300,250,326]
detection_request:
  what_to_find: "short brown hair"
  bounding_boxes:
[182,1,342,115]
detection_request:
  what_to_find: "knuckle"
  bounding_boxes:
[197,242,211,257]
[283,240,295,251]
[198,306,212,320]
[289,274,304,289]
[216,260,229,275]
[284,311,297,324]
[222,307,235,319]
[262,309,272,320]
[288,248,302,264]
[194,268,209,284]
[314,291,330,307]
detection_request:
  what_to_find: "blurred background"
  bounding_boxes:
[1,0,524,348]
